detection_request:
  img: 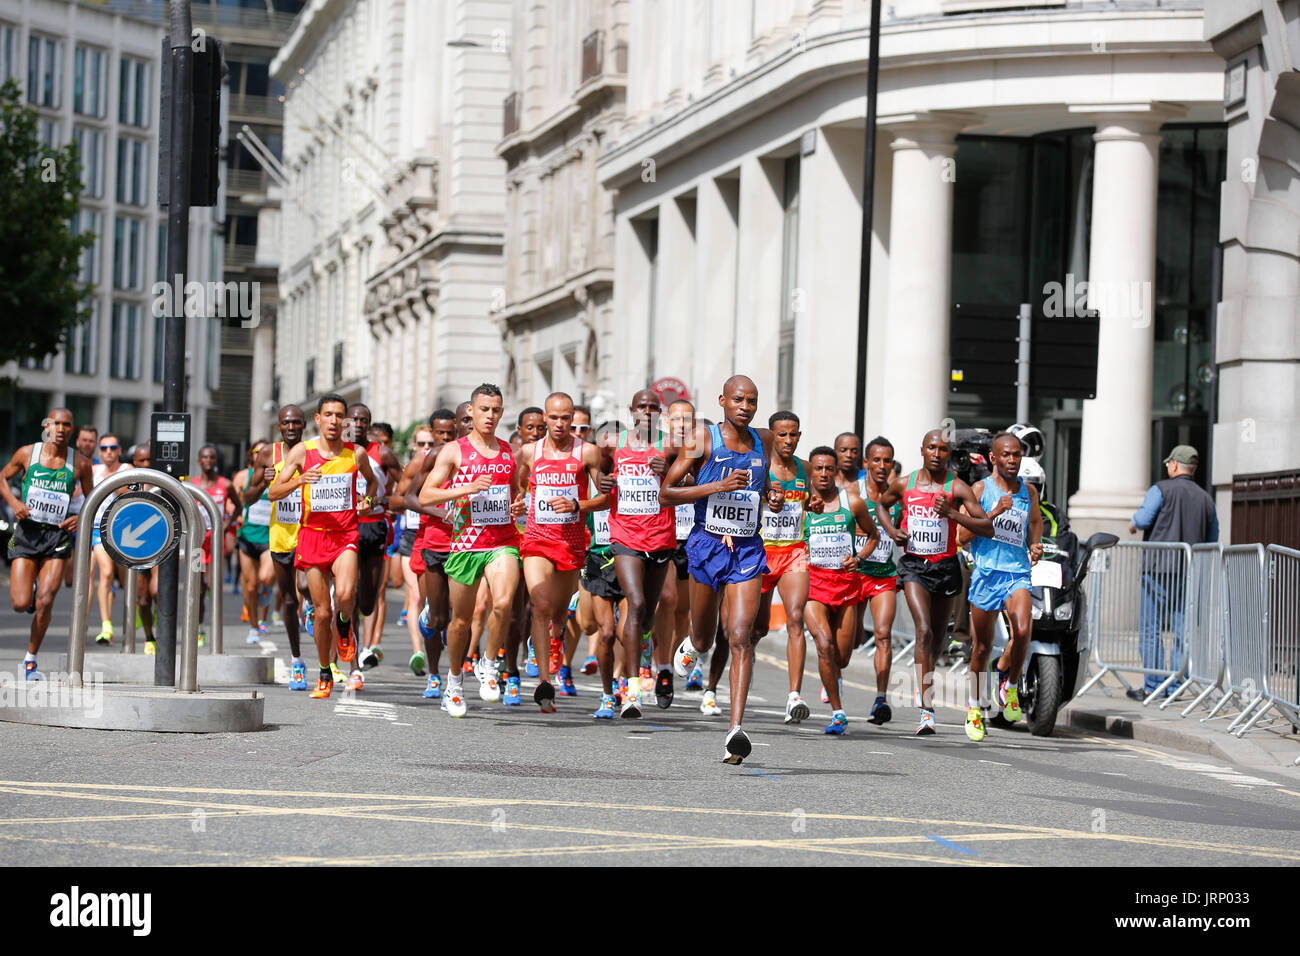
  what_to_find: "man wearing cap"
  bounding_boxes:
[1128,445,1218,700]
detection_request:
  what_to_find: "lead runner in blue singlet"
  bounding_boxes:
[661,375,779,765]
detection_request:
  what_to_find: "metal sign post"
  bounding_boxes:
[100,493,180,570]
[181,482,224,654]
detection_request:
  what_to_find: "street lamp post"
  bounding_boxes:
[854,0,882,438]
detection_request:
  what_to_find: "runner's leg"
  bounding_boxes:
[776,571,809,694]
[273,559,301,659]
[721,577,763,728]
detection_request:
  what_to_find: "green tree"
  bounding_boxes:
[0,78,94,367]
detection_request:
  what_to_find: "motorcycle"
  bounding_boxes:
[991,528,1118,735]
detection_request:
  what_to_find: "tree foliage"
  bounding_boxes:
[0,78,94,367]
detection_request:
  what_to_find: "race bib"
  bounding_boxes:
[809,529,852,569]
[704,490,760,537]
[469,483,511,526]
[404,508,421,528]
[310,472,353,513]
[1031,560,1063,589]
[247,497,273,526]
[675,503,694,540]
[25,487,70,526]
[592,509,611,547]
[992,505,1027,548]
[277,489,303,525]
[616,472,660,515]
[68,494,84,516]
[761,500,803,542]
[534,485,579,525]
[905,507,948,557]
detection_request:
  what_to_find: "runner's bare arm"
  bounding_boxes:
[420,442,488,506]
[938,478,994,537]
[578,442,608,514]
[595,436,616,494]
[660,425,726,505]
[267,443,307,501]
[0,446,30,519]
[848,493,881,567]
[956,479,985,547]
[392,453,422,501]
[875,475,908,544]
[243,448,274,505]
[356,450,379,505]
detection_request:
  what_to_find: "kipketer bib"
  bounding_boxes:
[610,430,675,552]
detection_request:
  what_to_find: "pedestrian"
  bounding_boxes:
[1128,444,1218,700]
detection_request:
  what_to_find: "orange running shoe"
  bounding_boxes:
[337,628,356,663]
[309,676,333,699]
[345,670,364,691]
[639,665,654,692]
[549,637,562,675]
[240,605,250,623]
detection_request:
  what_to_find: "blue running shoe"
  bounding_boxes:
[503,675,522,706]
[423,674,442,699]
[525,640,539,678]
[302,602,315,637]
[289,660,308,691]
[417,605,434,642]
[593,693,616,719]
[558,665,577,696]
[685,663,704,691]
[868,695,892,725]
[23,660,43,681]
[398,609,407,628]
[825,711,848,735]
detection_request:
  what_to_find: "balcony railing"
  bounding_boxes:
[503,91,519,138]
[227,92,284,120]
[224,243,257,268]
[104,0,299,37]
[224,168,268,194]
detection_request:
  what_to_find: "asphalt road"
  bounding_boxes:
[2,568,1299,867]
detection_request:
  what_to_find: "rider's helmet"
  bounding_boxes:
[1007,422,1045,459]
[1019,456,1046,496]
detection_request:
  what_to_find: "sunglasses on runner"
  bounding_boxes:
[415,440,435,447]
[573,424,591,433]
[99,444,120,451]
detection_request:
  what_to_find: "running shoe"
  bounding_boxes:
[503,675,522,706]
[996,668,1010,707]
[549,637,563,676]
[330,662,346,684]
[820,684,829,703]
[593,693,616,719]
[620,691,641,719]
[95,622,113,645]
[417,605,434,642]
[673,640,707,679]
[245,627,261,645]
[240,605,249,623]
[655,669,673,709]
[784,694,810,724]
[525,640,539,678]
[581,655,598,676]
[442,684,467,717]
[639,633,652,670]
[464,655,477,676]
[916,709,937,736]
[423,674,442,699]
[480,671,501,702]
[535,680,557,714]
[271,610,285,629]
[370,646,384,666]
[965,706,985,742]
[258,621,269,636]
[700,689,722,716]
[1003,685,1023,723]
[723,726,751,765]
[302,602,315,636]
[824,711,848,736]
[684,663,704,691]
[558,665,577,697]
[346,670,364,691]
[409,650,427,676]
[309,676,333,699]
[639,665,654,692]
[197,627,206,648]
[359,647,380,670]
[289,660,308,691]
[495,653,509,690]
[337,627,355,663]
[868,696,892,725]
[23,660,42,681]
[398,609,407,628]
[144,640,156,656]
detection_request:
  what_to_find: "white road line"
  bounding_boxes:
[978,759,1011,766]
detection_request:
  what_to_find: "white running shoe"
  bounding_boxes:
[442,684,467,717]
[479,672,501,702]
[621,694,642,719]
[785,694,810,724]
[245,627,260,645]
[673,639,708,679]
[723,726,752,765]
[700,689,722,716]
[473,655,487,687]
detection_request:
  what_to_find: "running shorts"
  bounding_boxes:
[858,572,899,603]
[238,537,268,560]
[386,532,402,559]
[445,546,520,588]
[968,566,1032,612]
[685,529,767,589]
[897,553,963,598]
[672,543,689,581]
[521,534,584,572]
[8,520,71,561]
[580,550,623,600]
[358,519,389,559]
[610,541,676,566]
[416,548,450,578]
[808,566,862,608]
[398,528,417,557]
[271,549,295,568]
[761,542,809,594]
[294,526,359,572]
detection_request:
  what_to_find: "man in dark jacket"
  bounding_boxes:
[1128,445,1218,698]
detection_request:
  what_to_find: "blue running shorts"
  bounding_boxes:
[967,566,1032,612]
[685,528,768,589]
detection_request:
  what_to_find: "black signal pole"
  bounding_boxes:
[853,0,882,437]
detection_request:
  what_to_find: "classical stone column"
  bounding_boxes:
[879,112,971,459]
[692,175,740,395]
[655,193,696,385]
[1068,106,1177,537]
[734,154,784,409]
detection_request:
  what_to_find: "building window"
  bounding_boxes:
[777,154,800,411]
[332,341,344,384]
[27,36,61,108]
[65,300,98,376]
[110,302,141,380]
[157,224,168,283]
[304,358,315,395]
[109,400,139,443]
[73,46,107,117]
[72,127,105,198]
[71,210,100,284]
[38,118,60,147]
[112,216,145,291]
[115,138,148,206]
[1,24,16,82]
[118,57,151,128]
[152,313,164,383]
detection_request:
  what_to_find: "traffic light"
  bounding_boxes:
[158,35,224,208]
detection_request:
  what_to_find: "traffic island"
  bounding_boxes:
[0,678,265,733]
[60,652,274,685]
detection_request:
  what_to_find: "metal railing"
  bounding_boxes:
[182,482,224,655]
[1163,542,1225,715]
[1227,544,1300,738]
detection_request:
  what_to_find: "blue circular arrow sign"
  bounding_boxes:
[101,494,179,570]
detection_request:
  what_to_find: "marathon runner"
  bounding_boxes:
[190,445,236,645]
[346,404,401,674]
[269,394,379,699]
[0,407,94,679]
[597,389,681,718]
[251,407,308,690]
[419,384,524,717]
[394,425,436,671]
[89,433,130,645]
[237,440,275,645]
[874,428,993,735]
[127,442,161,648]
[853,436,903,725]
[516,392,604,710]
[665,400,699,688]
[754,411,815,724]
[63,424,100,588]
[958,432,1042,740]
[662,376,777,764]
[801,446,880,735]
[512,406,545,679]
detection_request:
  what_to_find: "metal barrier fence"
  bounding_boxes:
[1077,542,1193,699]
[1163,543,1225,715]
[1207,546,1268,733]
[1227,545,1300,738]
